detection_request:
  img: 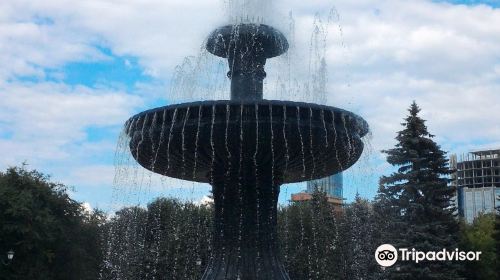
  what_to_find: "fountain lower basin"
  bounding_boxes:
[126,100,368,184]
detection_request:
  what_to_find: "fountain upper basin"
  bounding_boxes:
[126,100,368,184]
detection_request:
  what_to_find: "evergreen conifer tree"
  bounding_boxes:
[376,102,460,279]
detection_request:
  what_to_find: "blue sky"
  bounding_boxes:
[438,0,500,6]
[1,0,500,212]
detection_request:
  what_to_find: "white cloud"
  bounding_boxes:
[0,8,105,81]
[0,82,142,162]
[303,0,500,154]
[0,83,140,139]
[64,165,116,188]
[1,0,500,206]
[0,82,144,202]
[195,195,214,206]
[0,0,225,81]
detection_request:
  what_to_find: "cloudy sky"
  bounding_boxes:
[1,0,499,211]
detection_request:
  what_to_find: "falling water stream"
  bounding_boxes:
[101,1,373,279]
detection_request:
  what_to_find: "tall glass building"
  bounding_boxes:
[306,172,343,199]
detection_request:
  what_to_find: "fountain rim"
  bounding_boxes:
[126,99,369,137]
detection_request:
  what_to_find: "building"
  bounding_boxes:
[451,149,500,223]
[306,173,343,198]
[290,173,344,213]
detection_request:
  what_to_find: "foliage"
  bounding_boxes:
[100,206,148,279]
[0,166,105,280]
[460,213,498,280]
[100,198,212,280]
[3,162,494,280]
[337,194,381,280]
[278,190,341,279]
[375,102,460,279]
[493,201,500,278]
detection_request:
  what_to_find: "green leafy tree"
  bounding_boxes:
[460,213,498,280]
[142,198,212,280]
[338,194,380,280]
[100,206,149,279]
[376,102,460,279]
[0,166,104,280]
[278,190,340,279]
[494,200,500,276]
[100,198,212,280]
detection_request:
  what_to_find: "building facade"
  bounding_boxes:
[451,149,500,223]
[306,173,343,198]
[290,173,344,213]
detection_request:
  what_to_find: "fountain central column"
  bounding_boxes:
[202,161,289,280]
[202,23,291,280]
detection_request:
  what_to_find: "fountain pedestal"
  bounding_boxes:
[203,164,288,280]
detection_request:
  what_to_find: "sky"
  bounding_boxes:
[1,0,499,212]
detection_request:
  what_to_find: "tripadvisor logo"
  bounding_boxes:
[375,244,398,267]
[375,244,482,267]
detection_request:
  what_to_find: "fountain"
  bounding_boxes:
[124,21,368,280]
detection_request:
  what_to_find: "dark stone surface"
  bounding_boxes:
[206,24,288,59]
[126,100,368,184]
[206,24,289,101]
[200,164,289,280]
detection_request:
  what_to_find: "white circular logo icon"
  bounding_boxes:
[375,244,398,267]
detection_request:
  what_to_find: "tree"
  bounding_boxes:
[494,200,500,276]
[375,102,460,279]
[338,194,380,280]
[100,206,149,280]
[460,213,498,280]
[0,166,104,280]
[142,198,212,280]
[100,198,213,280]
[278,190,340,279]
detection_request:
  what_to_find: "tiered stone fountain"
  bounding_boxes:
[125,23,368,280]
